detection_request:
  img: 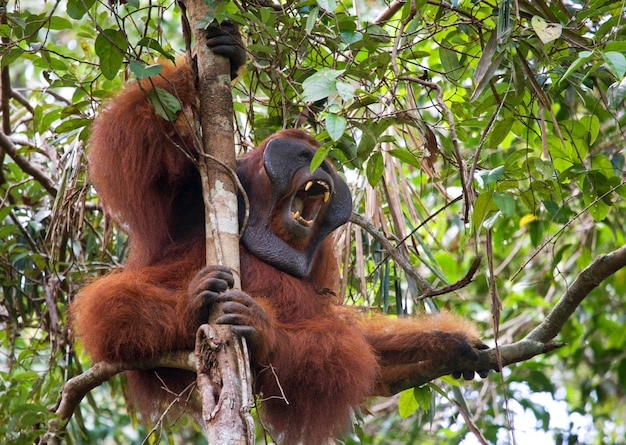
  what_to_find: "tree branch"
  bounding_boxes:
[525,244,626,343]
[46,244,626,440]
[0,131,58,196]
[372,0,406,24]
[350,212,482,298]
[382,243,626,393]
[351,212,434,293]
[178,1,251,442]
[41,353,195,445]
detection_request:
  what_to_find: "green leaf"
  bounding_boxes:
[398,389,419,418]
[66,0,96,20]
[55,118,90,134]
[473,32,498,85]
[412,386,433,414]
[247,43,275,54]
[439,375,461,386]
[325,113,346,141]
[137,37,175,62]
[260,7,272,25]
[195,0,218,28]
[48,16,73,31]
[585,192,610,222]
[310,144,331,172]
[302,68,345,102]
[11,370,40,381]
[129,61,163,79]
[493,192,516,216]
[603,51,626,78]
[486,165,505,183]
[0,204,15,221]
[388,149,421,168]
[95,29,127,80]
[340,31,363,45]
[591,154,616,179]
[471,51,505,102]
[580,115,600,146]
[366,151,384,186]
[335,81,355,101]
[195,18,213,30]
[489,116,515,147]
[558,50,593,86]
[440,43,460,81]
[474,166,505,187]
[399,386,433,418]
[607,78,626,110]
[473,191,498,233]
[305,7,319,34]
[356,132,376,158]
[544,200,568,224]
[1,47,23,69]
[147,87,182,121]
[483,210,502,229]
[316,0,337,12]
[605,41,626,53]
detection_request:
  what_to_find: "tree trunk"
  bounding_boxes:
[179,1,253,443]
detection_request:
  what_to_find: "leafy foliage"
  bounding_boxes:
[2,0,626,443]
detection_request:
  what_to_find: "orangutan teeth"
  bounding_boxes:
[292,211,313,226]
[291,180,331,226]
[304,180,330,196]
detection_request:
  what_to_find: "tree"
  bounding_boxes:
[1,0,626,443]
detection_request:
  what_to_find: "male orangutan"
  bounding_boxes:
[71,22,490,444]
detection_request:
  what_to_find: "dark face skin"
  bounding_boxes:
[209,27,352,278]
[237,135,352,278]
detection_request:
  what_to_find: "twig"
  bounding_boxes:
[0,131,57,196]
[421,255,482,298]
[41,353,195,445]
[398,75,474,219]
[351,212,433,293]
[373,0,406,24]
[350,212,482,298]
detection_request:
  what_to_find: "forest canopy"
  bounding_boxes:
[1,0,626,443]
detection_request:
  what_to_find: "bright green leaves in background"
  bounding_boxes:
[302,68,348,102]
[66,0,97,20]
[301,68,353,144]
[560,47,626,109]
[95,29,127,79]
[602,51,626,78]
[399,385,433,418]
[325,111,347,142]
[129,61,163,79]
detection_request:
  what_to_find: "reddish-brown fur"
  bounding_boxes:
[71,61,485,444]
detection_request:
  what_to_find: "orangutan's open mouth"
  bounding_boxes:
[291,180,331,226]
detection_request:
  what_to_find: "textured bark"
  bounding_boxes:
[180,1,251,443]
